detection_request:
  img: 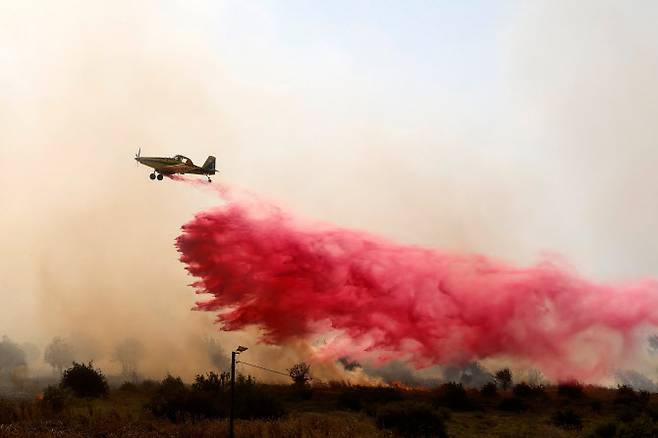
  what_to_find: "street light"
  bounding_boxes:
[230,346,248,438]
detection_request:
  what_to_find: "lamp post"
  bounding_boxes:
[230,345,248,438]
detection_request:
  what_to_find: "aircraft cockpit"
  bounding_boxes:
[173,155,192,165]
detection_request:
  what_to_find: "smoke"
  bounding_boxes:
[615,370,658,392]
[442,362,493,388]
[176,185,658,382]
[204,337,231,372]
[112,338,145,377]
[2,1,658,384]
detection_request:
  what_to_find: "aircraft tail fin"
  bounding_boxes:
[202,156,216,173]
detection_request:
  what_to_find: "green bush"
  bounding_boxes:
[616,415,658,438]
[591,422,617,438]
[512,382,545,398]
[557,381,584,399]
[498,396,526,412]
[60,362,109,398]
[118,381,138,392]
[480,381,498,397]
[0,399,18,424]
[337,386,402,412]
[434,382,474,411]
[42,385,72,412]
[337,388,363,411]
[376,401,447,438]
[234,379,285,420]
[551,408,582,430]
[615,385,637,405]
[146,375,190,422]
[147,373,284,422]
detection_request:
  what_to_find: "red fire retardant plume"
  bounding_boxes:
[176,185,658,381]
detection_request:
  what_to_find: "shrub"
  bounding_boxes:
[0,399,19,424]
[146,375,190,422]
[435,382,473,411]
[512,382,533,397]
[60,362,109,398]
[551,408,582,430]
[234,382,285,420]
[186,388,226,419]
[557,381,584,399]
[191,372,225,392]
[338,386,402,413]
[645,401,658,422]
[147,373,284,422]
[376,401,447,438]
[592,422,617,438]
[186,372,229,419]
[139,379,159,393]
[42,385,72,412]
[616,415,658,438]
[615,385,648,407]
[498,396,526,412]
[512,382,545,398]
[480,381,498,397]
[590,399,603,413]
[338,389,363,411]
[118,381,138,392]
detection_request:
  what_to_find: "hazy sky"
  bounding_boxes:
[1,0,658,378]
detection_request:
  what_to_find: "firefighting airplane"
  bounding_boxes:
[134,149,216,182]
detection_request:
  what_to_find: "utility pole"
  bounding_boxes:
[229,346,248,438]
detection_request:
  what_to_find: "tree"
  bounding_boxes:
[0,336,26,374]
[113,338,144,377]
[288,362,312,387]
[44,337,74,375]
[495,368,513,390]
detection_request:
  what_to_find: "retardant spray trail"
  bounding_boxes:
[175,183,658,381]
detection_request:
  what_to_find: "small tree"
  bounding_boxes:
[288,362,312,387]
[60,362,109,398]
[495,368,513,390]
[44,338,74,375]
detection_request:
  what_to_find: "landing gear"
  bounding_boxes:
[157,174,164,181]
[149,173,156,180]
[206,174,212,183]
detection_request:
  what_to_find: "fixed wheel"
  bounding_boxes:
[157,174,164,181]
[149,173,156,180]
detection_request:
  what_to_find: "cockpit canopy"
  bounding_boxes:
[173,155,192,165]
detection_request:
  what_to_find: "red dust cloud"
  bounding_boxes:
[175,182,658,382]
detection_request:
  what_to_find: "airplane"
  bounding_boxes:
[134,149,217,182]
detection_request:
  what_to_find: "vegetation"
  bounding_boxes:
[60,362,109,398]
[494,368,513,390]
[3,363,658,436]
[557,380,584,399]
[376,401,447,437]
